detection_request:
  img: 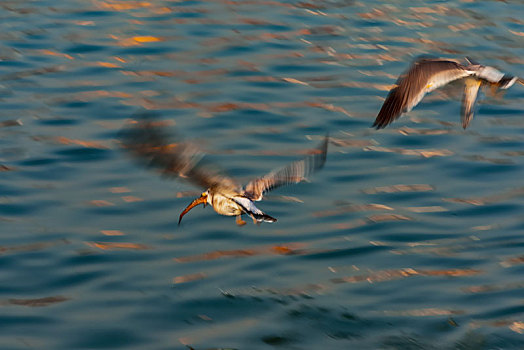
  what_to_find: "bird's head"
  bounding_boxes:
[178,190,209,225]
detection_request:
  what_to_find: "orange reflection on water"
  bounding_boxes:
[109,34,163,47]
[331,267,481,284]
[367,213,411,222]
[363,184,434,194]
[332,218,368,231]
[85,242,150,250]
[93,0,152,11]
[364,145,453,158]
[121,195,143,202]
[443,187,524,206]
[174,243,308,263]
[97,61,121,68]
[306,102,353,117]
[358,9,386,19]
[404,206,447,213]
[0,165,15,172]
[329,137,377,148]
[500,255,524,268]
[173,272,207,284]
[54,136,109,149]
[462,281,524,294]
[397,127,455,136]
[4,296,69,307]
[393,18,434,28]
[32,136,109,149]
[39,49,74,60]
[509,30,524,37]
[510,322,524,334]
[100,230,125,236]
[383,308,463,317]
[0,240,69,255]
[109,187,131,193]
[88,200,115,207]
[409,6,448,14]
[73,90,134,102]
[464,155,514,165]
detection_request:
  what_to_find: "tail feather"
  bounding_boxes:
[232,196,277,223]
[251,212,277,223]
[498,75,518,89]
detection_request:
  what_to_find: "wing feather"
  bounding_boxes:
[461,78,481,129]
[373,59,472,129]
[243,135,328,201]
[120,114,239,191]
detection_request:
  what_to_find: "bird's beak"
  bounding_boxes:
[178,193,208,225]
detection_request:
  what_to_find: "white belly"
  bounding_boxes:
[211,194,243,216]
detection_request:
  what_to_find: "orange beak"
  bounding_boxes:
[178,194,208,225]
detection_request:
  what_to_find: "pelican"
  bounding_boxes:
[372,57,523,129]
[121,116,328,226]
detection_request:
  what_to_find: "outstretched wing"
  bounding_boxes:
[120,113,239,192]
[243,135,328,201]
[461,77,481,129]
[373,58,472,129]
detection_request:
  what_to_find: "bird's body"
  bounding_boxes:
[373,57,523,129]
[121,115,328,225]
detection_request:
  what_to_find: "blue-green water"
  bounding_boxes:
[1,1,523,349]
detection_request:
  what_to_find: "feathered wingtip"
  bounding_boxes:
[317,132,329,168]
[119,111,206,179]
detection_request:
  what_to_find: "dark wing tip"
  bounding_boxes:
[317,133,329,167]
[372,117,389,129]
[372,95,401,130]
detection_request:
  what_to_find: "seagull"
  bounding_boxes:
[121,115,328,226]
[372,57,523,129]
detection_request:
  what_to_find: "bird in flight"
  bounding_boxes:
[372,57,523,129]
[121,114,328,226]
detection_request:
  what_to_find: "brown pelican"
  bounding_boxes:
[372,57,523,129]
[121,116,328,226]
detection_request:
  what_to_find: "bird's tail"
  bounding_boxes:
[233,196,277,223]
[498,75,518,89]
[250,212,277,223]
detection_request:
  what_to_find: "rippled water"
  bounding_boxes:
[1,0,524,349]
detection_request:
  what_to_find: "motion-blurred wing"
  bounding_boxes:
[243,135,328,201]
[373,58,472,129]
[461,78,481,129]
[120,115,239,191]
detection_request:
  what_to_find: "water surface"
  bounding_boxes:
[1,0,524,349]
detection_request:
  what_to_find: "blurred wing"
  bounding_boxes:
[461,78,481,129]
[243,135,328,201]
[373,59,472,129]
[120,115,239,191]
